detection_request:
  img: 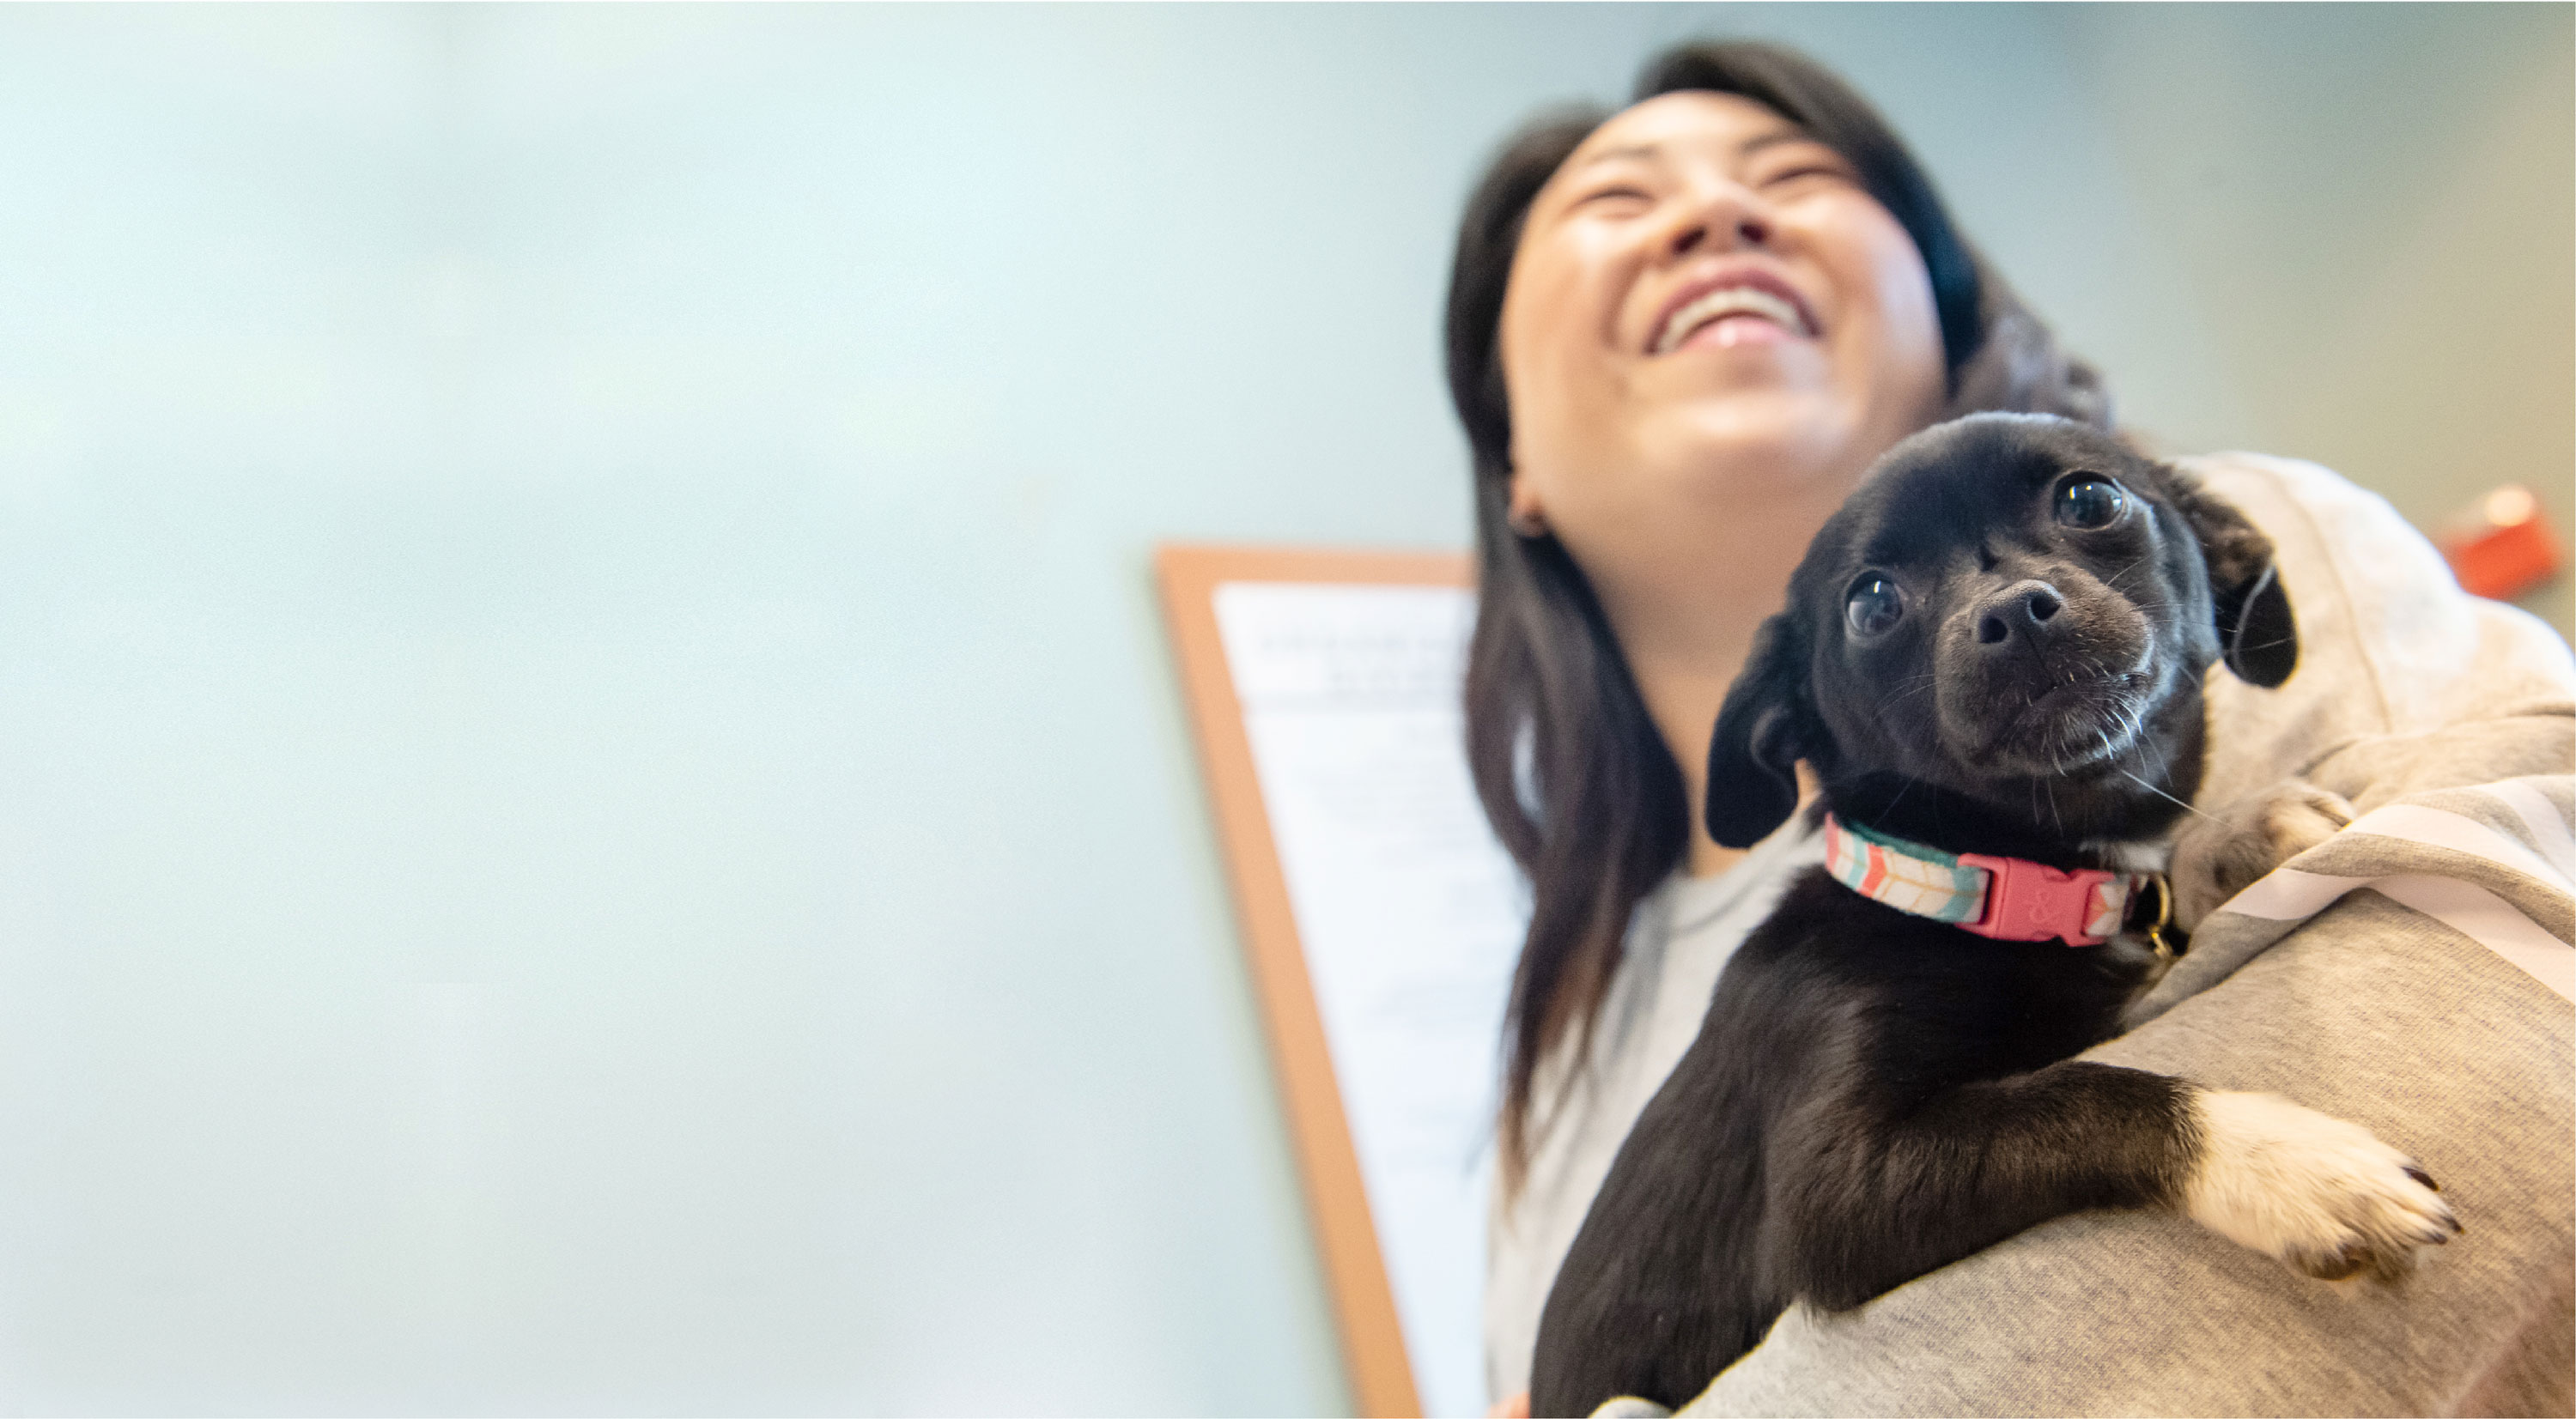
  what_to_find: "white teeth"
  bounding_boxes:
[1653,284,1813,355]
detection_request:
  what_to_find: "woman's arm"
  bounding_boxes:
[1686,873,2572,1416]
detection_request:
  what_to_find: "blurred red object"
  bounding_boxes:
[2435,485,2562,601]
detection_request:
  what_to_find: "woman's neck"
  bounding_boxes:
[1587,479,1850,878]
[1635,649,1752,879]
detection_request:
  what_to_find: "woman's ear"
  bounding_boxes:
[1704,614,1816,849]
[1504,473,1549,539]
[2167,472,2299,688]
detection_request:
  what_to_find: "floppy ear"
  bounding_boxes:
[2168,474,2299,688]
[1704,613,1817,849]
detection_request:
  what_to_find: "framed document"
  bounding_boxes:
[1157,545,1528,1418]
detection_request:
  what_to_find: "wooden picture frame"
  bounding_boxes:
[1154,543,1475,1419]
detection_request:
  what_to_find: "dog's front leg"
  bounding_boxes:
[1763,1059,2201,1311]
[1764,1062,2458,1310]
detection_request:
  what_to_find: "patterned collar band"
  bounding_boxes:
[1820,812,2154,947]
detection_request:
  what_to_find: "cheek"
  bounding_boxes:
[1806,198,1946,414]
[1871,256,1946,409]
[1819,643,1931,759]
[1497,233,1622,480]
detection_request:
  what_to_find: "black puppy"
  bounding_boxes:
[1528,414,2458,1417]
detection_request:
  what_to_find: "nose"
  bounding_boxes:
[1664,180,1773,261]
[1976,580,2064,647]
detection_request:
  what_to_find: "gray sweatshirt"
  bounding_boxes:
[1483,453,2576,1416]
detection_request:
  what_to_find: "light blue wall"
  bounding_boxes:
[0,5,2564,1414]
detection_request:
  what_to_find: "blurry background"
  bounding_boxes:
[0,3,2565,1414]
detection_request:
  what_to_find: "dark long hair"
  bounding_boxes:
[1449,41,2114,1190]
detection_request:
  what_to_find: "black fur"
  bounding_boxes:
[1529,414,2298,1416]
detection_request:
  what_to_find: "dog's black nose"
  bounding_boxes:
[1976,581,2064,646]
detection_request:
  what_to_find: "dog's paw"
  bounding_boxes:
[2169,780,2355,927]
[2183,1090,2459,1282]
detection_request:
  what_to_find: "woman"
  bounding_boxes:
[1455,42,2574,1416]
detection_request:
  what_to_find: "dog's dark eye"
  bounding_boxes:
[2053,476,2129,531]
[1845,575,1904,639]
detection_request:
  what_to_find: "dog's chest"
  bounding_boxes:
[1749,870,2153,1081]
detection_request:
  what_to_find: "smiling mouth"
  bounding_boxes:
[1651,283,1818,355]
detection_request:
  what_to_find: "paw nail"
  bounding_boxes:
[2405,1166,2439,1192]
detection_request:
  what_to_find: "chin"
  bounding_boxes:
[1643,389,1874,499]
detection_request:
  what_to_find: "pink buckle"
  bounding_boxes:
[1954,852,2121,945]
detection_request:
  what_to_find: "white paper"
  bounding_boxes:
[1212,581,1528,1417]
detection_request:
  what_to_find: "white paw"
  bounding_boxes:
[2184,1090,2459,1281]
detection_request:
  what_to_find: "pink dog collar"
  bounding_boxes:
[1820,813,2160,947]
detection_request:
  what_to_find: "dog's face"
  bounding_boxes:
[1705,413,2296,849]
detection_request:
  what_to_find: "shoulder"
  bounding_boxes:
[2177,451,2469,652]
[2168,452,2574,805]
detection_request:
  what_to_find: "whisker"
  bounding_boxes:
[1870,676,1941,715]
[2117,766,2219,824]
[2102,553,2151,591]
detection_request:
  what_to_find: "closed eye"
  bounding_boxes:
[1577,185,1653,208]
[1750,140,1856,189]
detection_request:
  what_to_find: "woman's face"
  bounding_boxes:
[1497,91,1947,562]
